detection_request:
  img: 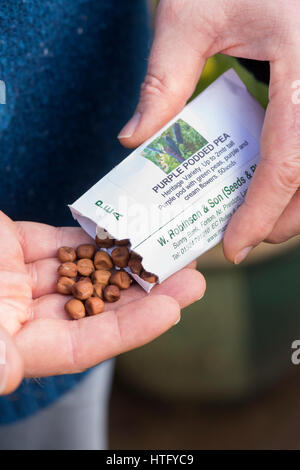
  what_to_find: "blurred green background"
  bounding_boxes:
[109,2,300,450]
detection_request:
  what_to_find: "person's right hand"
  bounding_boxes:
[119,0,300,263]
[0,211,205,395]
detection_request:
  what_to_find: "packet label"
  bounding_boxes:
[69,69,265,292]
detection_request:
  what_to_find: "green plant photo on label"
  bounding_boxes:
[142,119,208,174]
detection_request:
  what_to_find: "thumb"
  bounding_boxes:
[118,0,212,148]
[223,50,300,263]
[0,326,24,395]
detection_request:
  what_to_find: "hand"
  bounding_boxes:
[118,0,300,262]
[0,210,205,395]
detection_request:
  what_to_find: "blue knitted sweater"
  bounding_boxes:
[0,0,150,424]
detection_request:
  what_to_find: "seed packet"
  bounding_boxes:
[69,69,265,292]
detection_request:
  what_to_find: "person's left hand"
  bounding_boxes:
[0,210,205,394]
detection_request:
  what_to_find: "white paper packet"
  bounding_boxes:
[69,69,265,292]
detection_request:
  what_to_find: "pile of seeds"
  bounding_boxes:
[56,235,158,320]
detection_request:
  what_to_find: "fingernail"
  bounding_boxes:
[234,246,253,265]
[0,340,7,394]
[118,112,141,139]
[174,316,181,326]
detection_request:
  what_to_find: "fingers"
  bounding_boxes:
[118,0,211,148]
[0,325,24,395]
[266,189,300,243]
[32,294,70,321]
[32,266,206,320]
[16,222,93,263]
[23,226,198,298]
[223,54,300,263]
[16,295,180,377]
[0,211,25,272]
[152,267,205,307]
[27,258,59,299]
[185,260,197,269]
[0,296,31,336]
[0,271,31,298]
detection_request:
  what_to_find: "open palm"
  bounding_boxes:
[0,211,205,394]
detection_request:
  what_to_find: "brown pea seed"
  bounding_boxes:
[57,246,76,263]
[92,270,111,286]
[128,253,142,275]
[57,241,158,309]
[58,262,78,278]
[77,258,95,276]
[94,250,113,270]
[95,235,115,249]
[72,280,94,300]
[111,246,129,268]
[56,276,75,295]
[140,270,158,284]
[103,285,120,302]
[78,276,92,283]
[115,239,130,246]
[65,298,85,320]
[110,270,131,290]
[76,244,96,259]
[85,297,105,316]
[92,283,104,299]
